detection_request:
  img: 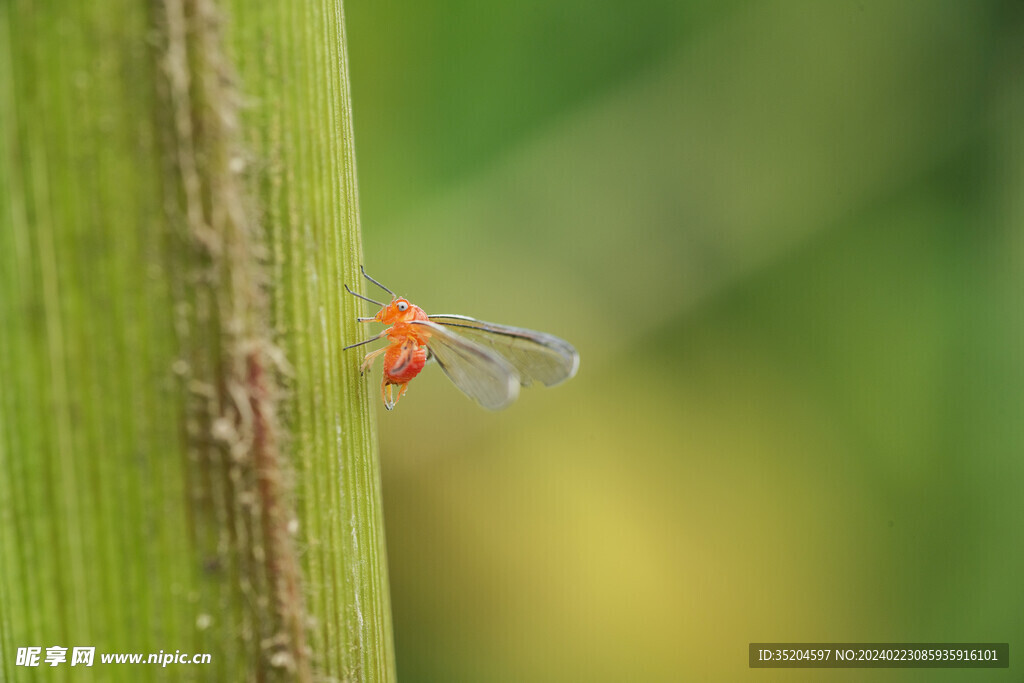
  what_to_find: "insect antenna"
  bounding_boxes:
[344,283,384,307]
[360,265,397,298]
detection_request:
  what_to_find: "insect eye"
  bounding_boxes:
[397,301,409,312]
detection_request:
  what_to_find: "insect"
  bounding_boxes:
[343,266,579,410]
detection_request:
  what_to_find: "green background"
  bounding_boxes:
[344,0,1024,681]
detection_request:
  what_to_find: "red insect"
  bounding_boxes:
[343,267,579,410]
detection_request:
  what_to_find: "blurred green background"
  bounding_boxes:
[344,1,1024,680]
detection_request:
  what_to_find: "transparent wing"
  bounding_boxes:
[409,321,520,410]
[426,314,579,387]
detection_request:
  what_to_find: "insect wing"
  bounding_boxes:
[409,321,520,410]
[426,314,579,387]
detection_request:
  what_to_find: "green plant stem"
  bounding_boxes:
[0,1,394,681]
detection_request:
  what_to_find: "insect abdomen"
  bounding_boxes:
[383,340,427,383]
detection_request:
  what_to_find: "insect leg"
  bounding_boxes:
[380,380,409,410]
[382,380,398,411]
[360,346,388,374]
[343,329,387,351]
